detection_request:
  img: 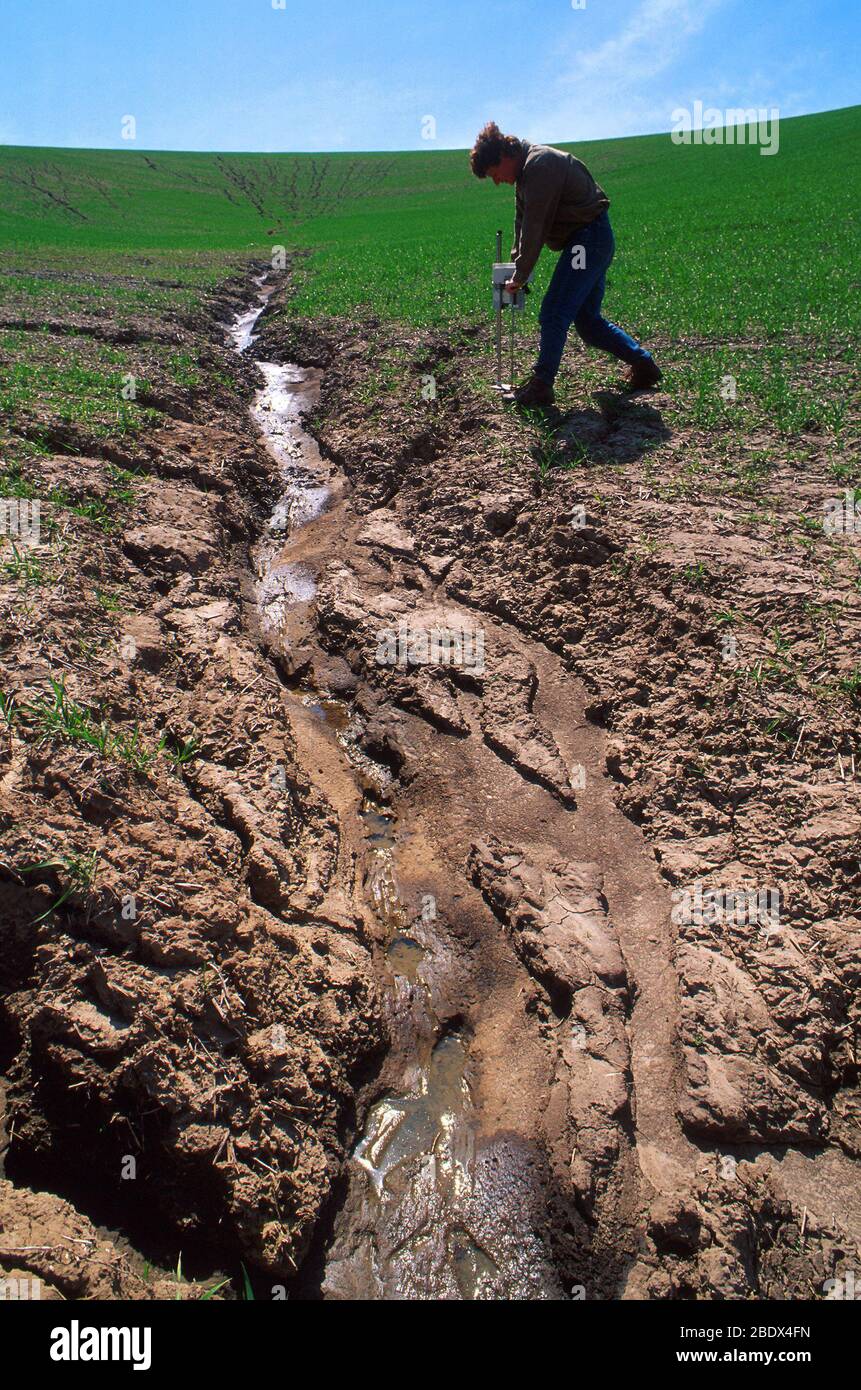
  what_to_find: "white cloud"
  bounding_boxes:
[564,0,726,84]
[506,0,731,142]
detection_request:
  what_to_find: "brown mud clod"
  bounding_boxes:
[0,267,859,1300]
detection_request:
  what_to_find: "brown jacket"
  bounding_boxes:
[512,141,609,285]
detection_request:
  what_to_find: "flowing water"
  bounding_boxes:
[227,279,562,1301]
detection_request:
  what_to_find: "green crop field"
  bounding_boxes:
[0,104,859,459]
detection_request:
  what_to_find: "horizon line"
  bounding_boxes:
[0,101,855,161]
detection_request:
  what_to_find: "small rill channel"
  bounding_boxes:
[227,279,559,1301]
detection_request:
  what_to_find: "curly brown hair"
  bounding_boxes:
[469,121,524,178]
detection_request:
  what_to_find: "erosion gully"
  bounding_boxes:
[227,277,684,1301]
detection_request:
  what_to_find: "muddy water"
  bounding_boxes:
[228,281,563,1301]
[229,280,333,637]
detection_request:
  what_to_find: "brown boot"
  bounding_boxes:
[513,374,555,408]
[627,358,663,391]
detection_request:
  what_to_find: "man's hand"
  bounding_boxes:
[504,279,522,295]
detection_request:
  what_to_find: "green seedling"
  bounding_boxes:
[2,543,45,586]
[22,849,99,923]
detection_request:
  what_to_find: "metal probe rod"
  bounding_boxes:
[496,230,504,387]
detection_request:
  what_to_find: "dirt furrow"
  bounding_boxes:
[238,278,706,1297]
[2,266,857,1303]
[245,276,861,1300]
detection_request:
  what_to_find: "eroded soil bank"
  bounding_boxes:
[1,267,859,1300]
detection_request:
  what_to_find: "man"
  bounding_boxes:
[470,121,662,408]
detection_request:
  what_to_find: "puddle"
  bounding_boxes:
[355,1032,472,1200]
[449,1227,500,1300]
[250,363,332,545]
[303,696,351,732]
[256,561,317,635]
[269,487,330,535]
[225,278,332,628]
[358,797,410,930]
[387,934,425,982]
[360,802,396,850]
[324,1014,563,1299]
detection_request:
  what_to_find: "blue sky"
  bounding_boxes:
[2,0,858,152]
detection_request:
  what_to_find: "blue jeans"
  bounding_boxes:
[535,212,653,384]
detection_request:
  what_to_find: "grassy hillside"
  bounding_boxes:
[0,106,858,455]
[1,107,858,334]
